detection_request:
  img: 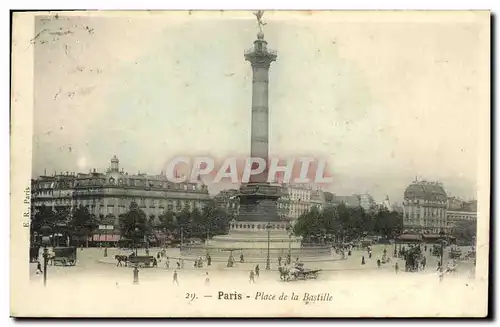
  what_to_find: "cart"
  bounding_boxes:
[53,246,77,266]
[280,263,321,281]
[128,255,155,268]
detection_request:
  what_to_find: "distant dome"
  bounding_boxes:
[257,31,264,40]
[404,181,447,202]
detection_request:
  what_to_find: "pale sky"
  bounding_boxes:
[32,11,489,203]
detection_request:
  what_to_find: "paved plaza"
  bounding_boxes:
[25,244,480,317]
[30,244,475,286]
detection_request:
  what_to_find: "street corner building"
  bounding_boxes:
[401,179,477,243]
[30,155,212,244]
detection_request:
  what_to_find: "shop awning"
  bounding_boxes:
[397,234,422,242]
[92,234,121,242]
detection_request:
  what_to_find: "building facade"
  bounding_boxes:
[446,199,477,231]
[402,180,448,233]
[31,156,212,228]
[324,192,361,209]
[358,193,377,212]
[276,184,326,223]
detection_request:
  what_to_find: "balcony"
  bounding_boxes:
[244,48,278,57]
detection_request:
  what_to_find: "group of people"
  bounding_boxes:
[333,245,353,260]
[249,264,260,283]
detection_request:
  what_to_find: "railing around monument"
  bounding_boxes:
[244,48,278,56]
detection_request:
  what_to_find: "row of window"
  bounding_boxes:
[231,223,289,230]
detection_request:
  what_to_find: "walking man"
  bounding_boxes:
[255,264,260,278]
[133,266,139,285]
[36,261,43,274]
[173,270,179,285]
[249,270,255,284]
[395,261,399,273]
[205,272,210,285]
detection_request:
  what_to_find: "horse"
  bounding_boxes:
[278,266,290,281]
[115,255,128,267]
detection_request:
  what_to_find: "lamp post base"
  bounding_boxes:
[43,247,48,287]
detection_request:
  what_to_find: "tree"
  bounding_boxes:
[176,206,192,239]
[373,208,403,239]
[202,200,231,237]
[451,220,476,245]
[190,207,204,239]
[30,205,56,245]
[293,206,322,243]
[70,205,98,247]
[119,201,148,248]
[158,209,177,234]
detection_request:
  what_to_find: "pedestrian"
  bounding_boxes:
[240,254,244,263]
[249,270,255,284]
[205,272,210,285]
[36,261,43,274]
[369,251,372,259]
[207,254,211,266]
[177,261,180,269]
[255,264,260,278]
[194,258,198,268]
[133,266,139,285]
[278,256,282,266]
[348,249,351,256]
[377,259,381,268]
[152,257,158,268]
[181,259,184,269]
[395,262,399,273]
[165,258,170,269]
[361,256,366,265]
[173,270,179,285]
[438,268,444,283]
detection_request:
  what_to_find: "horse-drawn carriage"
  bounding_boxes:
[115,253,156,268]
[431,245,441,256]
[279,263,321,281]
[52,246,77,266]
[405,246,423,272]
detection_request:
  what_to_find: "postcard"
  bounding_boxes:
[10,10,490,317]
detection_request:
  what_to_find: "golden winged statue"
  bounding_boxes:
[253,10,267,32]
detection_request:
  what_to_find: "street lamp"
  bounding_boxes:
[286,222,292,260]
[134,227,139,256]
[439,229,446,269]
[266,222,271,270]
[180,226,184,252]
[40,224,52,287]
[206,228,210,255]
[393,233,398,258]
